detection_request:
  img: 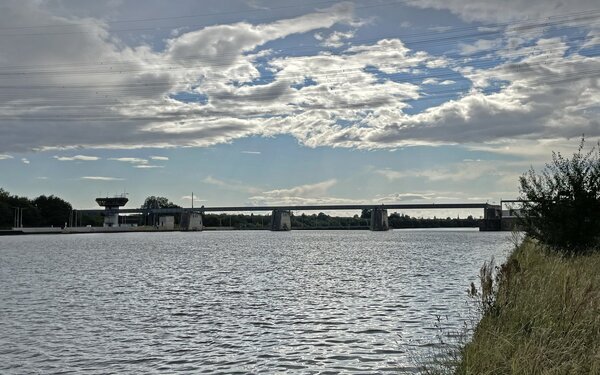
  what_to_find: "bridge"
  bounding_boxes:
[74,202,504,232]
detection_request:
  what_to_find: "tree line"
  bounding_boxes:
[0,189,480,230]
[0,188,72,228]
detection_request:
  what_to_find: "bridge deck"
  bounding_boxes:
[74,203,494,215]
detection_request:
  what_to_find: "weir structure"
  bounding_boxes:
[95,196,128,227]
[75,202,504,232]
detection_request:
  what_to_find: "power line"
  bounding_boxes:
[0,25,595,84]
[0,0,351,31]
[0,45,594,102]
[0,1,409,37]
[0,10,597,74]
[1,68,598,119]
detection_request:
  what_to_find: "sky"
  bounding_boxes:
[0,0,599,217]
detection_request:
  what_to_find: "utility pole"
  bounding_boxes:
[13,207,19,228]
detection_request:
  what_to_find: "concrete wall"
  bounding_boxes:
[17,227,63,234]
[103,212,119,227]
[270,210,291,231]
[159,216,175,230]
[181,212,203,231]
[370,208,389,231]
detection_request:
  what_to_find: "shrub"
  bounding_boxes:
[518,137,600,253]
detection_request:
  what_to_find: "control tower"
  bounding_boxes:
[96,196,128,227]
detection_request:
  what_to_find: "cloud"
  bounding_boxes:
[81,176,124,181]
[458,38,502,55]
[53,155,100,161]
[134,165,164,169]
[248,179,339,205]
[181,195,207,203]
[423,78,455,85]
[241,151,261,154]
[150,156,169,160]
[0,0,598,159]
[315,30,355,48]
[202,175,261,194]
[260,179,337,198]
[0,154,13,160]
[402,0,600,23]
[108,157,148,164]
[21,158,30,164]
[375,160,528,196]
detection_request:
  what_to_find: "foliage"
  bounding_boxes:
[139,196,181,226]
[519,137,600,253]
[33,195,72,227]
[455,240,600,374]
[140,196,180,209]
[0,189,75,228]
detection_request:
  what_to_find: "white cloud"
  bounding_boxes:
[248,179,340,205]
[203,175,261,194]
[315,30,355,48]
[0,154,13,160]
[0,0,598,160]
[423,78,455,85]
[241,151,261,154]
[150,156,169,161]
[21,158,30,164]
[134,165,164,169]
[54,155,100,161]
[260,179,337,198]
[181,195,207,203]
[402,0,600,23]
[108,157,148,164]
[81,176,124,181]
[458,39,502,55]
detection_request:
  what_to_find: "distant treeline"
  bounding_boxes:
[1,190,479,229]
[0,188,72,228]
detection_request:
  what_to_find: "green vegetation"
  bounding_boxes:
[0,190,482,230]
[0,188,72,228]
[519,138,600,253]
[431,139,600,374]
[201,212,478,229]
[455,240,600,374]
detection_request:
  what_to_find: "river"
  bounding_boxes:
[0,229,512,373]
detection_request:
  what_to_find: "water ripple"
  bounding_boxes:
[0,229,511,373]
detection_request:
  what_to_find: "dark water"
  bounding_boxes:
[0,229,512,373]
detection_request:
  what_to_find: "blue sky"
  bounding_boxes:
[1,0,599,217]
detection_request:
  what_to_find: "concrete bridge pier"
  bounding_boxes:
[180,211,203,231]
[480,205,502,231]
[370,208,389,231]
[270,210,291,231]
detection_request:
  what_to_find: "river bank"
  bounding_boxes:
[453,240,600,374]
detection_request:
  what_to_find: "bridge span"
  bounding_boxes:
[74,202,503,232]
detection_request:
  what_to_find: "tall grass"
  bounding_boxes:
[455,239,600,374]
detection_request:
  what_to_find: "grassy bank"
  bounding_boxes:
[454,240,600,374]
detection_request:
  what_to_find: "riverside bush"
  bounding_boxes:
[456,240,600,374]
[519,138,600,254]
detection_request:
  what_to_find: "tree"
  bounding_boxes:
[519,137,600,253]
[141,196,179,209]
[360,208,372,219]
[141,196,180,226]
[34,195,72,227]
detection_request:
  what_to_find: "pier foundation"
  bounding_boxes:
[480,205,502,231]
[370,208,389,231]
[180,211,203,231]
[270,210,291,231]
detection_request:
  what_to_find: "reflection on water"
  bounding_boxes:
[0,229,511,373]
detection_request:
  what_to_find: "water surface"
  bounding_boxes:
[0,229,512,373]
